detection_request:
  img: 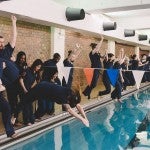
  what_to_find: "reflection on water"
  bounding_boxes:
[7,88,150,150]
[127,110,150,149]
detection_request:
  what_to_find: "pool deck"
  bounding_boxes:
[0,83,150,149]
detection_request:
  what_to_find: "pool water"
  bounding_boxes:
[6,88,150,150]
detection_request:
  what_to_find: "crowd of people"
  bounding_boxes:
[0,15,150,138]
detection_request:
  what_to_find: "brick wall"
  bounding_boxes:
[65,31,148,89]
[115,42,135,58]
[140,50,149,56]
[65,31,108,88]
[0,16,51,65]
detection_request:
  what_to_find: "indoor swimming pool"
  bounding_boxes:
[4,88,150,150]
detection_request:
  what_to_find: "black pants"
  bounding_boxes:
[122,73,130,90]
[99,71,111,96]
[20,94,34,125]
[83,69,100,97]
[34,99,55,119]
[0,93,15,137]
[6,85,19,116]
[111,81,122,100]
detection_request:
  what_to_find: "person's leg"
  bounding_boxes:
[34,99,46,119]
[46,100,55,115]
[99,73,111,96]
[0,94,16,137]
[21,94,30,125]
[116,81,122,102]
[111,88,117,100]
[89,69,100,98]
[83,69,100,99]
[6,87,18,115]
[112,81,122,103]
[82,86,90,96]
[29,102,35,124]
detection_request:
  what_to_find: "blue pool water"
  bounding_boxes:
[7,88,150,150]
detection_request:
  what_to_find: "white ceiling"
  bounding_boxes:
[52,0,150,30]
[52,0,150,50]
[104,8,150,37]
[104,8,150,18]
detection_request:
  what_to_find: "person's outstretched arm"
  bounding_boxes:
[10,15,17,48]
[76,104,88,120]
[63,104,89,127]
[92,35,104,54]
[69,43,82,60]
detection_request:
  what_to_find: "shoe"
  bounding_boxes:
[87,94,91,99]
[82,91,87,96]
[98,92,103,96]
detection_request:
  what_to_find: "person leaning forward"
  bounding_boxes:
[24,81,89,127]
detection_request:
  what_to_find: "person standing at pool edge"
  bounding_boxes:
[24,81,89,127]
[83,35,104,99]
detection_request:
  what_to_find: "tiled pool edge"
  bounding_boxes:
[0,83,150,149]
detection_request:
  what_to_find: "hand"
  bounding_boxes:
[82,118,89,127]
[75,43,81,49]
[2,62,6,69]
[11,15,17,23]
[121,78,124,83]
[24,89,28,94]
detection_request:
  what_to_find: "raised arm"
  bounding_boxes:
[63,104,89,127]
[92,35,104,54]
[10,15,17,48]
[118,48,126,64]
[70,43,82,59]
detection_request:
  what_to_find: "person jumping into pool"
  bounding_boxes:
[24,81,89,127]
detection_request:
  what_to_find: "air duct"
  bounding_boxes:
[124,29,135,37]
[103,22,117,31]
[66,7,85,21]
[138,34,147,41]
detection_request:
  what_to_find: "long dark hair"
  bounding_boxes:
[30,59,43,82]
[15,51,27,66]
[30,59,43,71]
